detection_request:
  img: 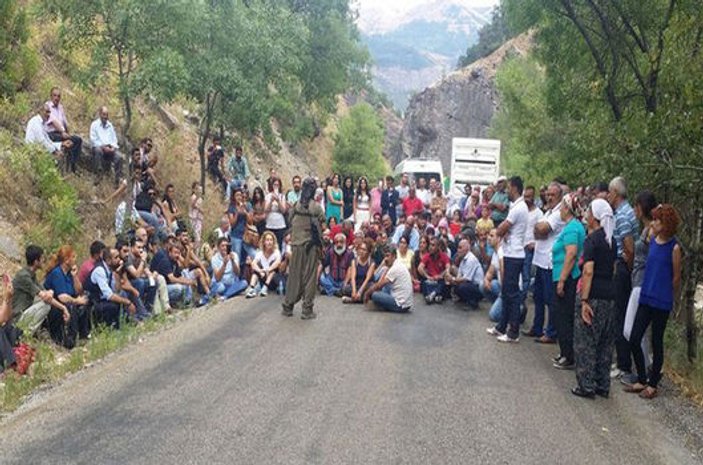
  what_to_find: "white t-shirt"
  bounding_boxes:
[265,192,287,229]
[502,197,529,259]
[211,252,239,281]
[416,188,431,207]
[532,202,566,270]
[253,249,281,272]
[386,259,414,309]
[525,207,544,247]
[491,246,504,285]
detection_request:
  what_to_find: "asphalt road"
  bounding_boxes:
[1,296,701,465]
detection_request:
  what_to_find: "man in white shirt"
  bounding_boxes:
[90,106,124,186]
[415,177,432,209]
[448,239,485,309]
[210,238,248,300]
[365,245,413,313]
[25,103,73,156]
[520,185,544,324]
[487,176,528,343]
[45,87,83,173]
[527,181,565,343]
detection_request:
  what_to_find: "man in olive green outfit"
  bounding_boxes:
[282,177,326,320]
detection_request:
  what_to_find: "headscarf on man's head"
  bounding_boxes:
[300,177,318,209]
[590,198,615,244]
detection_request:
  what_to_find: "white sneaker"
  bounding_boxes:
[245,288,256,299]
[486,327,504,337]
[497,334,519,343]
[610,367,624,379]
[259,286,268,297]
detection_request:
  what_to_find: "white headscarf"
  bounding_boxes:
[590,198,615,244]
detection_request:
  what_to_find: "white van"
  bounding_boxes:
[394,158,444,192]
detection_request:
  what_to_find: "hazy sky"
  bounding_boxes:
[357,0,499,13]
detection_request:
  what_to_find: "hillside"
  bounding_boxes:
[392,32,533,171]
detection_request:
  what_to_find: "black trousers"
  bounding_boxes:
[0,324,23,373]
[630,304,669,388]
[93,301,122,330]
[614,260,633,371]
[47,304,91,349]
[554,277,577,362]
[455,281,482,309]
[49,131,83,173]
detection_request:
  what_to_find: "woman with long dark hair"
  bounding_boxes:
[354,177,371,232]
[250,186,267,235]
[265,177,288,250]
[161,183,181,232]
[326,173,343,224]
[342,176,355,221]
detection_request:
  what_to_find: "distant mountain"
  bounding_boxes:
[359,0,493,111]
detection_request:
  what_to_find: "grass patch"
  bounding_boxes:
[665,320,703,406]
[1,312,179,413]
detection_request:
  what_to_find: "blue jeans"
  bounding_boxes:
[121,291,150,321]
[520,248,534,317]
[230,236,257,263]
[455,281,482,308]
[496,257,524,339]
[421,280,446,297]
[167,284,190,305]
[210,275,248,299]
[531,266,557,338]
[482,279,502,321]
[132,278,156,313]
[320,273,344,296]
[371,289,409,313]
[138,211,168,239]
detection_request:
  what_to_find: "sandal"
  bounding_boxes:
[639,387,658,399]
[623,383,647,393]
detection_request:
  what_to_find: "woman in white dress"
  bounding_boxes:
[354,177,371,232]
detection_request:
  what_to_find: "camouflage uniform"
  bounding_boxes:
[282,200,326,317]
[574,298,616,393]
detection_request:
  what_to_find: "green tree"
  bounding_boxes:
[0,0,36,97]
[458,6,513,68]
[332,103,386,180]
[39,0,194,136]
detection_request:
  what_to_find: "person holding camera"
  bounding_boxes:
[210,237,248,301]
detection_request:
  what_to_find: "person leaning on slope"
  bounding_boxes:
[25,103,73,159]
[45,87,83,173]
[282,177,326,320]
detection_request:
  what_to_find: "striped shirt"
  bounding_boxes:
[613,201,638,258]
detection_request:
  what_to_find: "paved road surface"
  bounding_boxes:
[1,296,701,465]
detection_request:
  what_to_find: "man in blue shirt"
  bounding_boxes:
[391,216,420,251]
[608,176,640,379]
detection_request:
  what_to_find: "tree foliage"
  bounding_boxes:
[0,0,37,98]
[495,0,703,361]
[332,103,386,180]
[457,6,513,68]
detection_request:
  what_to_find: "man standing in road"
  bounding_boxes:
[487,176,529,343]
[282,177,326,320]
[526,182,565,343]
[520,186,544,322]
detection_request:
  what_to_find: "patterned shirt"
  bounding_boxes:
[613,201,639,259]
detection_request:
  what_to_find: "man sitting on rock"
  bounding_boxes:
[25,103,73,158]
[89,106,124,187]
[12,245,66,335]
[45,87,83,173]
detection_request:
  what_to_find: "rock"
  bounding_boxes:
[0,235,21,261]
[148,96,179,131]
[392,33,534,172]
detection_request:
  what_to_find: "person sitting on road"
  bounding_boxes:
[25,103,73,158]
[43,245,90,348]
[483,229,503,322]
[396,235,414,273]
[391,215,420,251]
[177,231,211,306]
[45,87,83,173]
[210,237,248,301]
[278,233,292,295]
[476,205,495,236]
[145,237,173,315]
[319,233,353,297]
[418,236,451,305]
[411,235,429,293]
[364,245,414,313]
[89,106,124,187]
[85,247,134,329]
[446,239,484,310]
[329,219,355,250]
[245,231,282,298]
[11,245,65,335]
[402,187,425,219]
[342,239,377,304]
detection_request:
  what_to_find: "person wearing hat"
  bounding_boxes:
[282,178,327,320]
[490,176,510,226]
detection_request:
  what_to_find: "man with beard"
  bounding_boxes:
[282,178,327,320]
[319,234,354,297]
[86,247,135,329]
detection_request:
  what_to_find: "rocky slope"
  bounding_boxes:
[392,33,532,172]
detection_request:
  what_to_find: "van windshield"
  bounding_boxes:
[406,172,442,186]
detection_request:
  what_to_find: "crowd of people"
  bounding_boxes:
[3,90,682,402]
